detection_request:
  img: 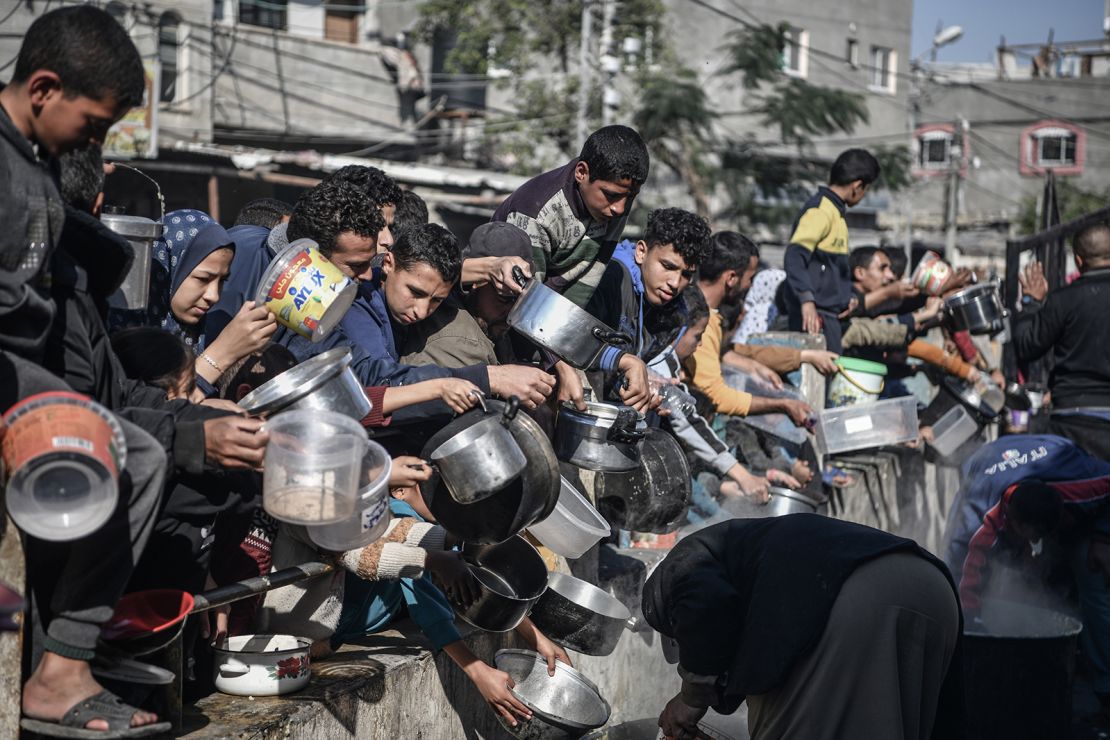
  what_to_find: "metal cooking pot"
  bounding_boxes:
[101,210,163,311]
[213,634,311,696]
[450,536,548,632]
[554,400,646,473]
[431,396,525,504]
[941,375,1004,422]
[422,400,560,544]
[494,649,611,739]
[766,486,825,517]
[528,572,633,657]
[945,279,1008,336]
[238,347,370,420]
[507,266,632,369]
[595,428,690,533]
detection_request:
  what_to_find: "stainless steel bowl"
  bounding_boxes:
[238,347,370,420]
[766,486,825,517]
[450,536,548,632]
[494,649,611,738]
[529,572,632,656]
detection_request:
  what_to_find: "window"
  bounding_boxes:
[870,46,896,93]
[324,6,359,43]
[158,13,180,103]
[1034,129,1078,167]
[1021,121,1085,176]
[918,130,953,169]
[782,27,808,78]
[846,38,859,69]
[239,0,287,31]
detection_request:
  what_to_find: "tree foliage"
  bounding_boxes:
[1018,180,1110,236]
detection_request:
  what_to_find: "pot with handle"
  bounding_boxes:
[507,266,632,369]
[766,486,826,517]
[213,634,312,696]
[554,400,647,473]
[238,347,370,421]
[430,395,527,504]
[944,278,1008,336]
[528,572,633,657]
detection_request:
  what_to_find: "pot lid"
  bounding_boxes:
[769,486,826,506]
[835,356,888,376]
[100,212,165,239]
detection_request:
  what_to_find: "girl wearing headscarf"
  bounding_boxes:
[110,209,277,397]
[644,515,963,740]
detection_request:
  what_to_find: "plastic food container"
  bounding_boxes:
[912,250,952,296]
[827,357,887,408]
[306,440,393,552]
[527,477,610,559]
[262,410,367,525]
[815,396,918,455]
[2,392,127,541]
[928,404,980,459]
[256,238,357,342]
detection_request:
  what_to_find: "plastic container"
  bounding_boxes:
[911,250,952,296]
[827,357,887,408]
[527,477,611,559]
[256,238,357,342]
[721,367,809,444]
[262,410,367,525]
[928,404,980,459]
[815,396,918,455]
[2,392,127,541]
[307,440,393,552]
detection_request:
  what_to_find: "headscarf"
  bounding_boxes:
[109,209,235,346]
[732,268,785,345]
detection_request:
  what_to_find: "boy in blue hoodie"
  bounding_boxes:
[584,207,711,401]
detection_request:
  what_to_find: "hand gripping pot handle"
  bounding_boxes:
[511,265,530,289]
[218,658,250,678]
[592,326,633,346]
[501,396,521,425]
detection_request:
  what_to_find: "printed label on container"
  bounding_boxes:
[2,395,120,480]
[843,415,874,434]
[263,245,353,339]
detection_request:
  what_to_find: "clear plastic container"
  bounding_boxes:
[527,477,611,559]
[928,404,980,459]
[722,367,809,443]
[307,440,393,552]
[815,396,919,455]
[2,392,127,541]
[263,409,367,525]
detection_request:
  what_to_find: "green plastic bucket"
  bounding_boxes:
[828,357,887,407]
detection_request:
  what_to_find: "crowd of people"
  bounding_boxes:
[7,6,1110,740]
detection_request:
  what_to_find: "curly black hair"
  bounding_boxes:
[701,231,760,282]
[644,207,711,267]
[392,223,461,284]
[393,190,429,239]
[286,180,385,256]
[325,165,405,209]
[234,198,292,229]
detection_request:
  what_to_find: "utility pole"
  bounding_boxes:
[600,0,619,126]
[944,117,968,266]
[576,0,594,149]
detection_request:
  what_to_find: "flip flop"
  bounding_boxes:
[20,689,170,738]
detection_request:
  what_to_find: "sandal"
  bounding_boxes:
[20,689,170,738]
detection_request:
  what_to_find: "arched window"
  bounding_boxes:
[158,12,181,104]
[1020,120,1085,176]
[913,124,966,178]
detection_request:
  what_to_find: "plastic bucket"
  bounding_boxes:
[262,409,366,525]
[256,238,357,343]
[911,250,952,296]
[2,392,126,541]
[527,477,611,559]
[827,357,887,408]
[306,440,393,552]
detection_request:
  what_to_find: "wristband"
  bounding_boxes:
[199,353,223,373]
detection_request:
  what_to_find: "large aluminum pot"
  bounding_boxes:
[494,649,611,739]
[945,279,1007,336]
[766,486,825,517]
[430,396,526,504]
[450,536,548,632]
[528,572,632,657]
[239,347,370,420]
[507,267,631,369]
[595,428,690,533]
[101,210,163,311]
[554,401,646,473]
[422,400,560,545]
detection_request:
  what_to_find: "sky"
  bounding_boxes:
[911,0,1106,63]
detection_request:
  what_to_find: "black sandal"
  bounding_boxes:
[20,689,171,738]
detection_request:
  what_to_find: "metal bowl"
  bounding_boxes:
[494,649,611,738]
[766,486,825,517]
[450,536,548,632]
[238,347,369,420]
[529,572,632,656]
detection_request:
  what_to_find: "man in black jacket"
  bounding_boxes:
[1015,222,1110,460]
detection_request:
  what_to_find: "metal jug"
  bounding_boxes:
[101,208,164,311]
